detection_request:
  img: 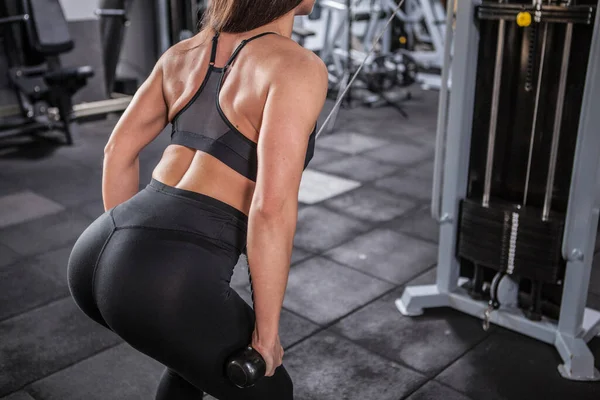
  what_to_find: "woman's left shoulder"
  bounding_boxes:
[265,39,326,79]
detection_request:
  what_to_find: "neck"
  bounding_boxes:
[214,11,296,39]
[200,11,297,43]
[264,12,296,38]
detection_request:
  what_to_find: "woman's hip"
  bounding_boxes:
[110,179,249,255]
[67,180,250,333]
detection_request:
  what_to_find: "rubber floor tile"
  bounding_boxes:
[0,259,69,322]
[0,243,20,268]
[309,147,349,167]
[331,286,490,375]
[374,174,433,201]
[0,210,92,257]
[34,245,75,285]
[325,186,415,223]
[284,330,426,400]
[436,330,600,400]
[315,132,389,155]
[27,343,163,400]
[0,298,122,396]
[32,171,102,208]
[78,200,105,220]
[0,392,36,400]
[406,160,435,180]
[363,142,433,167]
[324,229,437,285]
[315,155,398,182]
[293,206,371,253]
[406,381,473,400]
[384,205,439,244]
[298,169,361,205]
[283,256,394,325]
[0,191,64,229]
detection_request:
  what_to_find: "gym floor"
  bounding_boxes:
[0,89,599,400]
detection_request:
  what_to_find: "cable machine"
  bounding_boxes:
[397,0,600,381]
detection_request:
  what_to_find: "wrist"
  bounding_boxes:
[253,324,279,345]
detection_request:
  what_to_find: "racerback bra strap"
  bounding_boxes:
[210,31,277,69]
[210,32,220,65]
[223,31,278,69]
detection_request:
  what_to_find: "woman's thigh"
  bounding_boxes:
[92,227,293,399]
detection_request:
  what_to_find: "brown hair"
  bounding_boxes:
[201,0,303,33]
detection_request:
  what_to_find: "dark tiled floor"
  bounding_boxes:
[405,381,472,400]
[27,344,164,400]
[0,90,599,400]
[383,204,439,244]
[284,330,427,400]
[315,155,399,182]
[0,243,20,268]
[0,393,36,400]
[323,229,437,285]
[293,205,372,252]
[436,330,600,400]
[0,298,123,396]
[331,286,490,377]
[324,186,417,223]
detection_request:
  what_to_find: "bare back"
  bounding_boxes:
[151,31,309,215]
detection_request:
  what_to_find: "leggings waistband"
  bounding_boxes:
[148,179,248,225]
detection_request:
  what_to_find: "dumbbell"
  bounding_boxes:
[226,346,266,388]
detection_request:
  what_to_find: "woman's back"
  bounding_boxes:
[151,29,322,215]
[73,2,329,397]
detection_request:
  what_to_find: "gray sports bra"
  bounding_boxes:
[170,31,317,182]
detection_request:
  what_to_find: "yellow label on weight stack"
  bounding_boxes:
[516,11,532,27]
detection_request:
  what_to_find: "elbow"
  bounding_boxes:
[252,198,295,221]
[103,140,137,165]
[103,139,118,157]
[253,202,285,221]
[102,144,119,168]
[104,142,115,158]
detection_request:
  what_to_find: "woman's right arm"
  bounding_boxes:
[246,51,328,376]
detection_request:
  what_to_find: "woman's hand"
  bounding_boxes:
[251,329,283,377]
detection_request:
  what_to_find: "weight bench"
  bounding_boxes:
[0,0,94,145]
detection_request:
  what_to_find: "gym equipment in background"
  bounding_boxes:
[318,0,418,133]
[156,0,201,54]
[96,0,135,97]
[292,13,317,48]
[168,0,199,43]
[397,0,600,381]
[319,0,447,94]
[395,0,448,89]
[0,0,95,145]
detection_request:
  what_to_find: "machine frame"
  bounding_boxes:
[396,0,600,381]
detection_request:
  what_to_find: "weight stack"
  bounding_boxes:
[458,199,565,284]
[455,0,597,315]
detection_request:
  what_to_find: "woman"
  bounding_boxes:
[67,0,328,398]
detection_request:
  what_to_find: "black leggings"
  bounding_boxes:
[67,179,293,399]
